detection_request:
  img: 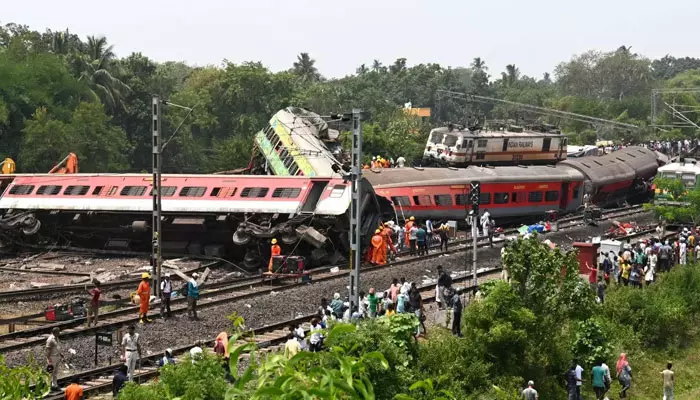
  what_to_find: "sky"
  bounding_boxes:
[3,0,699,79]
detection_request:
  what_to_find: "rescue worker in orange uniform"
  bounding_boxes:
[268,238,281,272]
[371,229,385,265]
[381,222,397,261]
[404,216,415,248]
[137,273,152,324]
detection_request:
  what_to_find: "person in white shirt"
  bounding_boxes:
[646,252,657,286]
[575,363,584,399]
[189,341,203,364]
[160,273,172,319]
[480,210,491,237]
[309,318,323,352]
[45,327,62,389]
[121,325,141,380]
[395,156,406,168]
[679,239,688,265]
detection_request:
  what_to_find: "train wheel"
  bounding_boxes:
[242,250,262,271]
[21,216,41,236]
[232,228,251,246]
[280,233,298,245]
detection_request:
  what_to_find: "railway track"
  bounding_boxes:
[0,205,652,353]
[42,266,506,400]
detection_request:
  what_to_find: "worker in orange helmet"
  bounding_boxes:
[381,222,397,261]
[405,216,415,248]
[137,272,152,324]
[371,229,385,265]
[269,238,281,272]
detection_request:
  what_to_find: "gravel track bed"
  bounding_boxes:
[3,212,657,374]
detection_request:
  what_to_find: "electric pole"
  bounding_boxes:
[152,96,163,296]
[348,108,363,311]
[470,181,480,289]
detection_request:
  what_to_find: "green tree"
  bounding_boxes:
[74,36,131,112]
[292,52,321,82]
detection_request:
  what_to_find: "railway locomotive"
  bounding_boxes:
[423,122,567,167]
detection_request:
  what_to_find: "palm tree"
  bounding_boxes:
[356,64,368,75]
[292,52,321,82]
[372,59,383,72]
[471,57,487,71]
[76,36,131,112]
[501,64,520,87]
[390,57,407,74]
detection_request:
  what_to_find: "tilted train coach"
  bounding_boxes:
[368,146,659,223]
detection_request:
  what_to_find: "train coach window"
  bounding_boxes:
[545,191,559,202]
[241,187,269,198]
[479,193,491,205]
[149,186,177,197]
[467,140,473,149]
[494,192,509,204]
[92,186,104,195]
[412,195,431,206]
[210,187,237,197]
[455,194,467,205]
[8,185,34,195]
[477,139,487,147]
[120,186,147,196]
[330,185,346,198]
[511,192,518,203]
[573,187,580,199]
[272,188,301,198]
[179,186,206,197]
[107,186,119,196]
[391,196,410,206]
[434,194,452,206]
[528,191,543,202]
[64,185,90,196]
[36,185,62,195]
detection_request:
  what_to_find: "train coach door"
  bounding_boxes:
[559,182,570,210]
[300,180,329,213]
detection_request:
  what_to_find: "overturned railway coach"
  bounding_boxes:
[0,174,391,270]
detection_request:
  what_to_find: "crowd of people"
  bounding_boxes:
[593,226,700,302]
[644,139,700,157]
[363,155,407,169]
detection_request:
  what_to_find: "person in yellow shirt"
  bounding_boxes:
[620,261,632,286]
[385,303,396,317]
[284,325,301,358]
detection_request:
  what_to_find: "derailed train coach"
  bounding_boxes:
[0,174,392,270]
[365,146,660,223]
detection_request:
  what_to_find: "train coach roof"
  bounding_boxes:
[433,128,561,138]
[559,146,658,185]
[364,165,585,188]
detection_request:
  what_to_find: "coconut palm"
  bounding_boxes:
[501,64,520,87]
[292,52,321,82]
[372,59,383,72]
[471,57,488,71]
[75,36,131,112]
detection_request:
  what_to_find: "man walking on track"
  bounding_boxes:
[121,325,141,381]
[85,280,101,327]
[160,273,172,319]
[137,273,151,324]
[187,273,200,320]
[46,327,62,390]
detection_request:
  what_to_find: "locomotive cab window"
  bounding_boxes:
[412,195,431,206]
[120,186,147,196]
[477,139,488,147]
[8,185,34,195]
[467,140,473,149]
[241,187,269,198]
[434,194,452,206]
[149,186,177,197]
[391,196,410,206]
[545,191,559,202]
[528,191,543,202]
[494,192,509,204]
[330,185,346,198]
[179,186,206,197]
[36,185,62,195]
